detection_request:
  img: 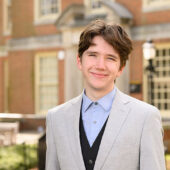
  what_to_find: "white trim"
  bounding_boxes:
[0,46,8,57]
[84,0,108,15]
[131,23,170,41]
[8,34,62,51]
[3,0,12,35]
[143,0,170,12]
[161,111,170,119]
[35,52,58,115]
[34,0,61,25]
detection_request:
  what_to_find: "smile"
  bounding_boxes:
[90,72,108,78]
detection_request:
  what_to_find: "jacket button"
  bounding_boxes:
[88,159,93,165]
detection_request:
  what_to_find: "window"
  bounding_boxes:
[147,0,170,4]
[143,44,170,117]
[143,0,170,12]
[34,0,61,24]
[91,0,101,9]
[84,0,102,12]
[0,46,8,57]
[39,0,58,17]
[35,53,58,114]
[3,0,12,34]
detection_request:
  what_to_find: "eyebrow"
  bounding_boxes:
[86,50,118,59]
[86,51,98,55]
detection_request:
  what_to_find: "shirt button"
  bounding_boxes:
[88,159,93,165]
[93,121,97,124]
[94,102,98,105]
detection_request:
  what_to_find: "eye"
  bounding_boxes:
[107,57,115,61]
[88,53,96,57]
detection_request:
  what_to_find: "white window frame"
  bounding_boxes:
[84,0,106,14]
[3,0,12,35]
[35,52,58,114]
[143,43,170,118]
[143,0,170,12]
[0,46,8,57]
[34,0,61,25]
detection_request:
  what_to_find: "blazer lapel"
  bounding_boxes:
[94,90,131,170]
[66,94,86,170]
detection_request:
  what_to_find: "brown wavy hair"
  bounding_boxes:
[78,19,133,69]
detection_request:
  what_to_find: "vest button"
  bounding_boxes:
[88,159,93,165]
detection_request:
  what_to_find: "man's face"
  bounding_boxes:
[77,36,124,95]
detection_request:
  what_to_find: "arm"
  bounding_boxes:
[140,108,166,170]
[46,111,60,170]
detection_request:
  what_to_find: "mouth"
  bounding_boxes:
[90,72,108,78]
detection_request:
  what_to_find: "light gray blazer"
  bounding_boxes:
[46,89,166,170]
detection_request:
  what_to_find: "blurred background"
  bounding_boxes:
[0,0,170,169]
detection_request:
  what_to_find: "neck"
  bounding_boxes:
[85,87,114,101]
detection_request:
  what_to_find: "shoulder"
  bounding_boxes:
[117,89,160,118]
[47,94,82,118]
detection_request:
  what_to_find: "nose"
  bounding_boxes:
[96,56,105,70]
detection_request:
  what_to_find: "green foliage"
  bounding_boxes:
[166,154,170,161]
[0,144,37,170]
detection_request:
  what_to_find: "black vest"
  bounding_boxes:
[79,112,108,170]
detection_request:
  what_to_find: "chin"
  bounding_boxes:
[91,85,107,91]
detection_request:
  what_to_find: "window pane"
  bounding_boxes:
[148,46,170,113]
[37,55,58,113]
[4,0,12,32]
[40,0,58,16]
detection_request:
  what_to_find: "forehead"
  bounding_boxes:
[89,36,113,49]
[86,36,119,55]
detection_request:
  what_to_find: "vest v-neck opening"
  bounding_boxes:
[79,111,108,170]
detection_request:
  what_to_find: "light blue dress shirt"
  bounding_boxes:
[82,88,117,147]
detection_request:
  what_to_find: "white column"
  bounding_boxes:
[64,46,83,101]
[116,61,129,94]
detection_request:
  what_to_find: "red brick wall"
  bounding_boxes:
[164,129,170,141]
[34,48,65,105]
[0,58,4,112]
[12,0,35,38]
[58,59,64,104]
[9,51,35,113]
[9,48,65,113]
[62,0,84,11]
[35,24,57,36]
[11,0,85,38]
[117,0,170,26]
[129,41,144,100]
[8,48,65,114]
[20,118,45,131]
[129,37,170,100]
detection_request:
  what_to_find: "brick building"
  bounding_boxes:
[0,0,170,131]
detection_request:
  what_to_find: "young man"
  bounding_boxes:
[46,20,165,170]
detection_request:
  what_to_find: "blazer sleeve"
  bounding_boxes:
[46,111,60,170]
[140,108,166,170]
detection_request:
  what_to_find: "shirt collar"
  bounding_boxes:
[82,91,93,112]
[82,87,117,112]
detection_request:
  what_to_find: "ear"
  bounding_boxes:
[77,55,82,70]
[116,66,125,78]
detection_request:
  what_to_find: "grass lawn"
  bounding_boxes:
[0,144,38,170]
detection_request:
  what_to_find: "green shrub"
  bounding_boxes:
[0,144,37,170]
